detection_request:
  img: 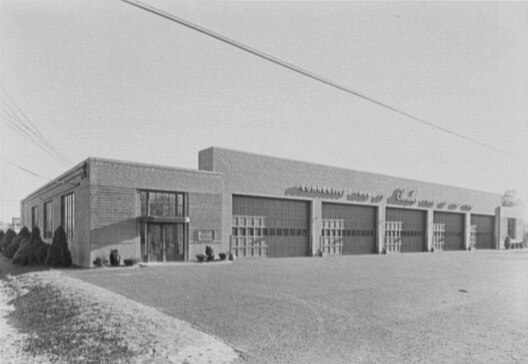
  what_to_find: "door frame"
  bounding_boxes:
[140,221,188,262]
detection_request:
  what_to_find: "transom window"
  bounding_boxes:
[140,191,185,217]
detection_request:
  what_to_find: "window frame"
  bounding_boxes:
[43,201,53,239]
[140,190,186,217]
[507,218,517,239]
[31,205,39,229]
[61,192,75,240]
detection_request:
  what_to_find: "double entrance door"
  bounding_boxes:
[141,223,185,262]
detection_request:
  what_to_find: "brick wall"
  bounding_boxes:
[188,192,224,258]
[20,163,90,266]
[89,184,139,264]
[199,147,510,250]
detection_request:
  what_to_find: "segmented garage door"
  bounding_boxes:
[386,208,426,252]
[232,196,309,258]
[434,212,465,250]
[322,203,377,254]
[471,215,494,249]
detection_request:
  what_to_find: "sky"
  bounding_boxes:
[1,0,527,223]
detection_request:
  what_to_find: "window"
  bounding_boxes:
[139,191,186,217]
[43,201,52,239]
[507,218,517,239]
[31,206,39,229]
[61,193,75,240]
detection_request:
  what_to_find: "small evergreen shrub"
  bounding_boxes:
[27,227,48,265]
[1,229,16,253]
[45,226,73,267]
[93,255,108,267]
[123,258,139,266]
[109,249,120,266]
[5,227,30,260]
[34,242,51,264]
[505,236,511,250]
[12,239,32,265]
[219,252,227,261]
[196,254,206,262]
[205,245,214,261]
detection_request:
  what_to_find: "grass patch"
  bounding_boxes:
[8,281,141,363]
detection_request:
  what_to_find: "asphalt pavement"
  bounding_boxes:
[66,250,528,363]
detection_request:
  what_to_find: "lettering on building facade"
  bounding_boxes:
[298,184,473,211]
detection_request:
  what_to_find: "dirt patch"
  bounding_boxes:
[1,271,239,363]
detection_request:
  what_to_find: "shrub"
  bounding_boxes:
[5,227,30,260]
[123,258,139,266]
[45,226,73,267]
[0,229,4,244]
[13,227,44,265]
[196,254,206,262]
[28,227,48,265]
[12,238,32,265]
[93,255,108,267]
[1,229,16,253]
[218,252,226,261]
[205,245,214,261]
[109,249,120,266]
[505,236,511,250]
[34,242,50,265]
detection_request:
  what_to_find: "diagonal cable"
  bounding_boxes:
[119,0,507,155]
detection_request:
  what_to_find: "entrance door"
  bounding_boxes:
[143,223,185,262]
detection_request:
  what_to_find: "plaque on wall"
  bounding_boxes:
[197,230,215,241]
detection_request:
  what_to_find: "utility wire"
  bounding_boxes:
[0,88,69,166]
[1,109,69,166]
[0,156,78,186]
[119,0,508,155]
[0,155,54,181]
[1,86,69,164]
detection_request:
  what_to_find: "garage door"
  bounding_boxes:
[232,195,309,258]
[322,203,376,255]
[386,208,426,252]
[434,212,465,250]
[471,215,495,249]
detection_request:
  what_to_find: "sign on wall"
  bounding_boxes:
[197,230,215,241]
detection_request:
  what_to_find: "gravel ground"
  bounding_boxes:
[66,250,528,363]
[0,260,239,364]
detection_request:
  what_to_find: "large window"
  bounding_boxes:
[31,206,39,228]
[61,193,75,240]
[140,191,185,217]
[43,201,53,239]
[507,218,517,239]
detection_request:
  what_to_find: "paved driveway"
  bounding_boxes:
[67,251,528,363]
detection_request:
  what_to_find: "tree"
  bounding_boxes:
[45,226,73,267]
[501,190,522,207]
[13,227,43,265]
[0,229,16,253]
[4,227,30,259]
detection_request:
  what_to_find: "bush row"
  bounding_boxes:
[0,226,73,267]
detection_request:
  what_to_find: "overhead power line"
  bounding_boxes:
[119,0,507,155]
[1,86,69,166]
[0,156,78,187]
[0,155,55,181]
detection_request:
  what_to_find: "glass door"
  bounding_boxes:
[148,224,164,262]
[165,224,184,261]
[144,223,185,262]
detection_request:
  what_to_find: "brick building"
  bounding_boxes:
[21,147,524,267]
